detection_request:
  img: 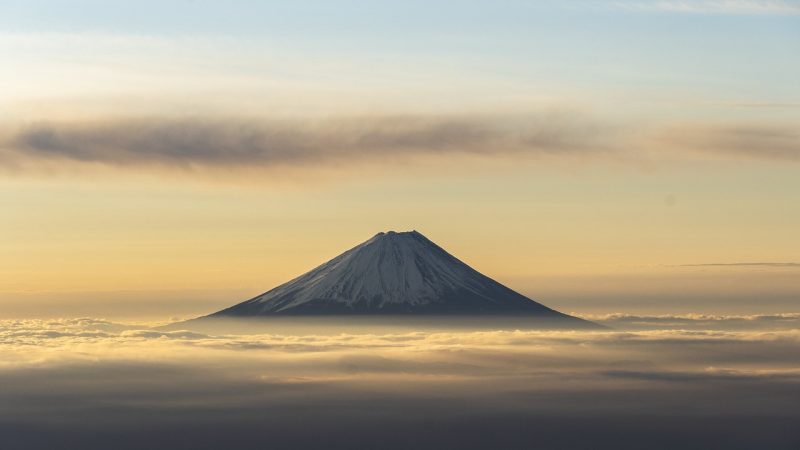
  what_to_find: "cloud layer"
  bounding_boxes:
[2,115,797,179]
[588,312,800,330]
[1,317,799,449]
[1,114,610,172]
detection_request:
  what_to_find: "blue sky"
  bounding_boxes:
[1,1,797,112]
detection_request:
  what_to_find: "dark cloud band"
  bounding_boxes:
[1,114,606,170]
[2,116,797,176]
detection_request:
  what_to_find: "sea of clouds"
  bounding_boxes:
[1,314,799,449]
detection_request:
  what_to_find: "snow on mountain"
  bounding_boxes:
[210,230,580,319]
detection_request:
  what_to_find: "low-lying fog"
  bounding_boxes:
[2,314,799,449]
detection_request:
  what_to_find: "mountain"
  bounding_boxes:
[206,230,594,326]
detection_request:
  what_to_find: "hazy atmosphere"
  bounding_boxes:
[1,1,798,449]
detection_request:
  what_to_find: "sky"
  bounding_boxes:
[1,0,799,318]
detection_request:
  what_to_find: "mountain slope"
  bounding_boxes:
[208,231,591,325]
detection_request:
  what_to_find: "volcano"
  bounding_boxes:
[207,231,593,326]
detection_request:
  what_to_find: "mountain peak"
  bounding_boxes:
[209,231,589,325]
[360,230,437,251]
[374,230,420,238]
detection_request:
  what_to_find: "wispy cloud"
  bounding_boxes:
[722,102,800,109]
[676,262,800,267]
[602,367,800,381]
[614,0,800,14]
[658,123,800,161]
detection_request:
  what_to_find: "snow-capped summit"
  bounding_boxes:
[209,230,586,323]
